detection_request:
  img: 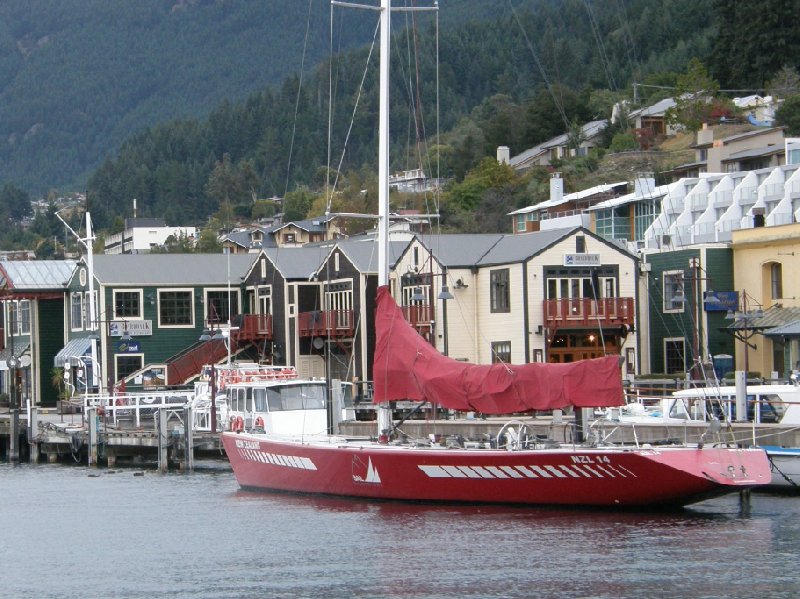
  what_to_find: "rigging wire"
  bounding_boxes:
[284,0,315,198]
[583,0,617,93]
[507,0,570,132]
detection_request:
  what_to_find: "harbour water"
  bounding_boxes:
[1,462,798,599]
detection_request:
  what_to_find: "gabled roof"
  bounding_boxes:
[586,184,671,211]
[329,239,408,274]
[476,227,580,266]
[0,260,76,291]
[268,215,335,234]
[263,247,330,280]
[416,234,505,268]
[89,254,254,286]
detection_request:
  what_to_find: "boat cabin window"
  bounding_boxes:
[253,388,267,412]
[265,384,326,411]
[757,394,785,423]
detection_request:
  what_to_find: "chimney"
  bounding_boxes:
[497,146,510,164]
[550,172,563,203]
[634,172,655,197]
[696,123,713,146]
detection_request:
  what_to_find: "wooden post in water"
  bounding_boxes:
[87,407,98,466]
[28,406,39,463]
[157,408,169,473]
[183,406,194,472]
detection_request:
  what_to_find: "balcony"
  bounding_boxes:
[298,310,354,338]
[401,304,434,333]
[233,313,273,342]
[543,298,635,329]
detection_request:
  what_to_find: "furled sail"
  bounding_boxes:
[373,286,624,413]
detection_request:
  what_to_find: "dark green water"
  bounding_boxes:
[1,463,797,598]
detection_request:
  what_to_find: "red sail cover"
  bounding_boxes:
[373,286,624,413]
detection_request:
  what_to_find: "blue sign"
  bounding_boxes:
[115,340,141,353]
[704,290,738,312]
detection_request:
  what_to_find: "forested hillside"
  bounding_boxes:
[3,0,800,250]
[84,0,718,229]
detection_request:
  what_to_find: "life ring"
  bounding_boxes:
[234,415,244,432]
[255,416,264,428]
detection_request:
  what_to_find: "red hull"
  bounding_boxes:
[222,432,771,507]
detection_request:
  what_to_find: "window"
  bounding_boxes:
[575,235,585,253]
[491,341,511,364]
[70,292,84,330]
[283,233,296,244]
[663,271,684,312]
[18,301,31,334]
[158,290,193,326]
[664,338,686,374]
[206,290,240,324]
[516,214,526,232]
[115,354,143,383]
[490,269,510,313]
[114,290,142,319]
[260,259,267,279]
[771,263,783,300]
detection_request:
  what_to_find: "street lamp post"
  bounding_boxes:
[199,325,224,433]
[725,290,764,421]
[7,355,19,463]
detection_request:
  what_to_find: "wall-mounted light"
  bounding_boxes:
[454,278,468,289]
[535,325,543,335]
[147,293,156,306]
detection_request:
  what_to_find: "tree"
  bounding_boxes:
[195,227,222,253]
[766,66,800,100]
[0,183,31,220]
[282,187,316,222]
[665,59,720,132]
[446,157,519,212]
[775,96,800,135]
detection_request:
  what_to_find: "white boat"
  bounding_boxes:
[602,381,800,490]
[217,0,771,508]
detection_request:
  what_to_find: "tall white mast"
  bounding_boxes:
[377,0,390,287]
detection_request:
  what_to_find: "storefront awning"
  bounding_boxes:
[54,337,93,368]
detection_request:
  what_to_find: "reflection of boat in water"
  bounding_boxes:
[601,382,800,490]
[220,0,770,509]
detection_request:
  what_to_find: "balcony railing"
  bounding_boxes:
[401,304,433,331]
[298,310,354,338]
[234,313,273,341]
[543,297,635,329]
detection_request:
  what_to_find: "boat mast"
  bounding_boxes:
[376,0,392,439]
[377,0,390,287]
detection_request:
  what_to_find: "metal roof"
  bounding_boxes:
[509,182,628,215]
[332,240,407,274]
[0,260,76,290]
[54,337,92,367]
[764,320,800,337]
[476,228,578,266]
[264,247,330,280]
[728,306,800,332]
[90,254,254,286]
[417,234,505,268]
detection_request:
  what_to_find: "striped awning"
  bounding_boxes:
[54,337,93,367]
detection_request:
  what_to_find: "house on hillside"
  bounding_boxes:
[509,173,627,234]
[265,215,342,248]
[504,120,608,172]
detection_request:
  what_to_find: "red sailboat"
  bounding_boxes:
[220,0,770,507]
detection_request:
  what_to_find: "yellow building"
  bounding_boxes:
[731,223,800,378]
